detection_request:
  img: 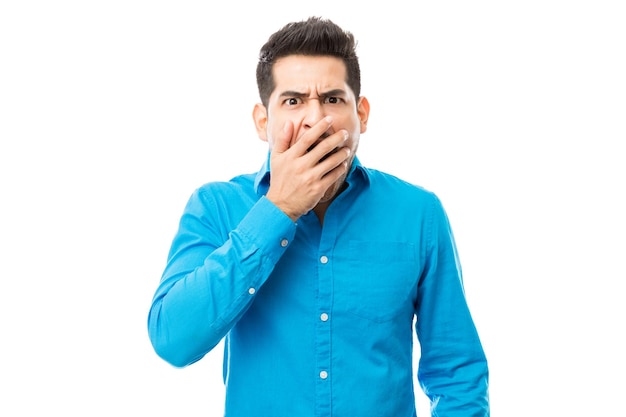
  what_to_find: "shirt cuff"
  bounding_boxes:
[236,196,297,265]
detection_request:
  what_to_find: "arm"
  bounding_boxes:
[148,116,350,368]
[416,195,490,416]
[147,191,296,368]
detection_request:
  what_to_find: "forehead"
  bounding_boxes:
[271,55,349,93]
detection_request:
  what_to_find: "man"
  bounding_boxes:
[148,16,489,416]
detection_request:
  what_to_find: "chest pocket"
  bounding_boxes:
[334,241,418,323]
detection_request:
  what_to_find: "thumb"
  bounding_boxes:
[272,121,294,154]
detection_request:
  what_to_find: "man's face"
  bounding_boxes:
[253,54,369,202]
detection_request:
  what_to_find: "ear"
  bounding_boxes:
[253,103,268,142]
[357,96,370,134]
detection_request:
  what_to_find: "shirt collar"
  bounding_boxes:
[254,152,370,196]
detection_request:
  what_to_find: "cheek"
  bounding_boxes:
[264,120,279,149]
[347,132,360,152]
[343,116,363,137]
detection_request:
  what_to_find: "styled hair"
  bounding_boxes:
[256,17,361,107]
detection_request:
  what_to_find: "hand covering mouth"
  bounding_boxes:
[306,132,340,163]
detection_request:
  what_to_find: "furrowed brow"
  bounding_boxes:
[278,89,347,99]
[320,89,347,98]
[279,90,308,99]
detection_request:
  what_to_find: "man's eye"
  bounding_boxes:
[324,97,341,104]
[285,98,301,106]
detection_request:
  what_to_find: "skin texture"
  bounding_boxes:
[253,55,370,224]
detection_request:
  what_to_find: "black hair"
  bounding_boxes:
[256,17,361,107]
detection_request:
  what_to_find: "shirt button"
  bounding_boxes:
[320,313,329,322]
[319,370,328,379]
[280,239,288,247]
[248,288,256,295]
[320,255,328,264]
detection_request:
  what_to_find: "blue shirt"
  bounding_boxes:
[148,156,489,416]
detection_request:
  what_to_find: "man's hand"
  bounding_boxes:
[266,116,351,221]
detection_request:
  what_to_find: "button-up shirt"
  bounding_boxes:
[148,156,489,416]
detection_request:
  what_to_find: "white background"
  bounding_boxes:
[1,1,625,416]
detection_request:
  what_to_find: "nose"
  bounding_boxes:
[303,99,325,130]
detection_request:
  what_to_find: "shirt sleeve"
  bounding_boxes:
[147,189,296,368]
[415,194,490,416]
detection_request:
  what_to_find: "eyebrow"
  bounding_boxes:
[278,89,348,99]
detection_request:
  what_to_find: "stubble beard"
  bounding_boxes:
[318,169,349,204]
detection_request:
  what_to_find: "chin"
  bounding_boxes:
[318,185,336,203]
[320,176,347,203]
[318,194,334,204]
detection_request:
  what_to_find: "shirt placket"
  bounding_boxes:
[315,238,334,416]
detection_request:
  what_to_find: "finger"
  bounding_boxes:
[305,129,349,163]
[291,116,335,155]
[314,145,351,178]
